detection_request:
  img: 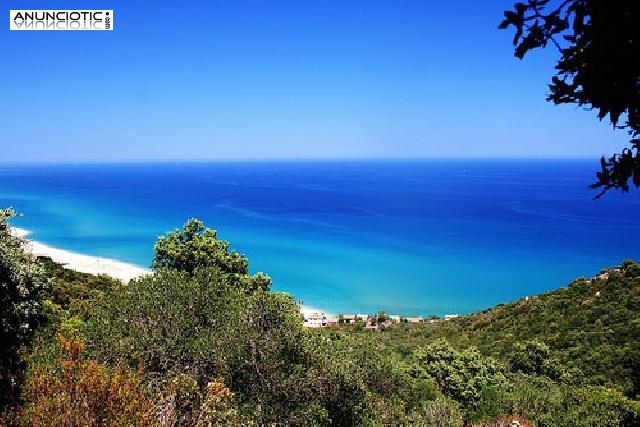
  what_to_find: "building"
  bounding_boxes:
[444,314,460,321]
[340,314,356,324]
[304,312,327,328]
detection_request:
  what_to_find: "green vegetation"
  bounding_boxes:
[500,0,640,196]
[0,209,47,408]
[1,216,639,425]
[151,218,271,293]
[361,261,640,397]
[333,261,640,424]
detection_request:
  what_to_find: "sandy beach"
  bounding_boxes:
[10,227,150,283]
[10,226,328,317]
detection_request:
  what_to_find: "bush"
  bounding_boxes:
[509,340,561,379]
[18,335,156,426]
[85,267,340,424]
[498,373,640,426]
[0,209,48,408]
[415,396,464,427]
[414,339,506,412]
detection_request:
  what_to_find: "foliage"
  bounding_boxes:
[28,256,121,346]
[414,339,506,413]
[5,218,640,425]
[0,209,48,409]
[308,328,438,425]
[86,268,253,381]
[471,415,531,427]
[38,255,119,319]
[413,396,464,427]
[156,374,240,426]
[454,261,640,396]
[152,218,247,274]
[499,0,640,196]
[85,267,357,424]
[495,373,640,426]
[12,256,122,391]
[84,260,428,424]
[330,260,640,424]
[15,336,242,426]
[363,261,640,399]
[151,218,271,293]
[18,335,156,426]
[195,379,240,425]
[509,340,561,379]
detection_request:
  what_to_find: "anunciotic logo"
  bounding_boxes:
[10,10,113,30]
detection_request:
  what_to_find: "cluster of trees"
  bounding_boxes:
[1,215,639,425]
[415,261,640,397]
[337,260,640,424]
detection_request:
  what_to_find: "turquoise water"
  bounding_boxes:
[1,160,638,316]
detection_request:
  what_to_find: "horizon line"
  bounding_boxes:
[0,156,604,165]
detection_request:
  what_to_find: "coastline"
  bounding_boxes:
[10,226,329,317]
[11,226,150,283]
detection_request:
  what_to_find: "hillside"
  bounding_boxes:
[2,214,639,425]
[353,260,640,399]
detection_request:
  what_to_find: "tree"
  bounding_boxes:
[509,340,561,379]
[0,208,48,408]
[499,0,640,197]
[85,267,336,424]
[413,340,506,412]
[151,218,271,292]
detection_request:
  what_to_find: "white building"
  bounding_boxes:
[304,312,327,328]
[340,314,356,324]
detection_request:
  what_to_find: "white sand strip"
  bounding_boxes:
[10,227,150,283]
[9,226,330,316]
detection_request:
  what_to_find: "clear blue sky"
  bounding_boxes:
[0,0,627,161]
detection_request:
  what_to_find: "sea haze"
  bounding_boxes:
[1,160,638,316]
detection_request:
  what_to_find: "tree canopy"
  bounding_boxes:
[499,0,640,197]
[151,218,271,292]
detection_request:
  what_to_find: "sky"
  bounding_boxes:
[0,0,628,162]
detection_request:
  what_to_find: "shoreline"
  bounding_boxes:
[10,226,329,317]
[11,227,150,283]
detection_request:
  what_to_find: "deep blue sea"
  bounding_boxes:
[1,160,638,316]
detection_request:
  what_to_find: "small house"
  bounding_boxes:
[304,312,327,328]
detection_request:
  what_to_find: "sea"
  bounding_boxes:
[1,160,638,316]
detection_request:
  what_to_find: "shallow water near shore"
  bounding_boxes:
[1,160,639,316]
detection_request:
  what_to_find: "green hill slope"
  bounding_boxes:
[347,260,640,400]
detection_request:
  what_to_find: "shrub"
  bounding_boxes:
[0,209,48,408]
[414,396,464,427]
[18,335,156,426]
[414,339,506,412]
